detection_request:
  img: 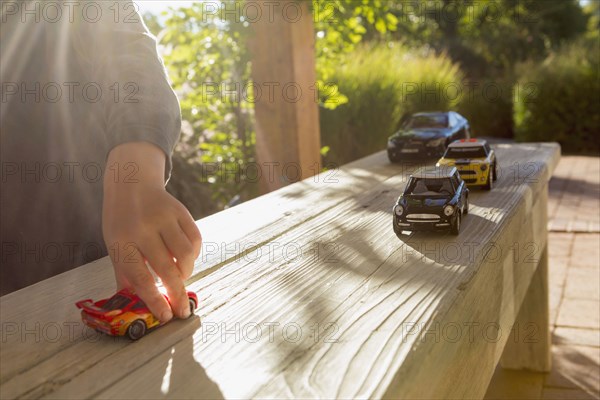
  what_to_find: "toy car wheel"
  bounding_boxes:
[492,163,498,181]
[484,169,493,190]
[188,298,197,316]
[451,212,461,235]
[127,320,147,340]
[464,196,469,215]
[388,152,401,163]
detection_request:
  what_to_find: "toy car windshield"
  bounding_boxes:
[404,114,448,129]
[444,146,487,159]
[101,294,131,310]
[407,177,454,196]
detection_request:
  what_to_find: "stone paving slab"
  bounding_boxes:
[554,327,600,350]
[545,344,600,396]
[557,298,600,330]
[548,156,600,233]
[564,268,600,301]
[570,234,600,270]
[541,388,599,400]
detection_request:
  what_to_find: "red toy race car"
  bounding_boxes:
[76,288,198,340]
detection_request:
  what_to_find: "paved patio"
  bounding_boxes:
[485,156,600,399]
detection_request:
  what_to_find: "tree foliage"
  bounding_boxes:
[143,0,594,216]
[514,38,600,154]
[311,0,399,107]
[148,3,257,214]
[356,0,589,78]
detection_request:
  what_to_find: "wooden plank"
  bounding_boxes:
[0,143,560,399]
[0,152,404,389]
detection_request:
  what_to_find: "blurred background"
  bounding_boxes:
[135,0,600,218]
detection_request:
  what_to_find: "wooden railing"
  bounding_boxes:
[0,142,560,399]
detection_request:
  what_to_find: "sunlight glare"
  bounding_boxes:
[160,348,176,394]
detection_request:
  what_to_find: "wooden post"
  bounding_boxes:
[249,0,321,193]
[500,245,552,372]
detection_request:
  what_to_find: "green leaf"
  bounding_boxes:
[375,18,386,34]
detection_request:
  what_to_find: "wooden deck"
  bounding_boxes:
[0,143,561,399]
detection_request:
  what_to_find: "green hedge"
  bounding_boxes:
[514,40,600,154]
[320,43,463,165]
[456,80,514,139]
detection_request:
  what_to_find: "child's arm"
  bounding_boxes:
[102,141,201,322]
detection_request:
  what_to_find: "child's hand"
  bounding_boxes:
[102,142,201,323]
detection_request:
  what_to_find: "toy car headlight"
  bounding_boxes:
[426,138,445,147]
[394,205,404,216]
[480,164,487,171]
[443,205,454,216]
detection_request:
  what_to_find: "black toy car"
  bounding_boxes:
[392,166,469,236]
[387,111,471,162]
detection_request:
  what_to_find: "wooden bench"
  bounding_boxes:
[0,142,560,399]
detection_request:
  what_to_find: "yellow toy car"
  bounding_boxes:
[436,139,497,190]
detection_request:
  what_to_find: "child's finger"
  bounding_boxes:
[118,246,173,323]
[161,224,195,280]
[177,211,202,259]
[107,242,137,291]
[139,237,190,320]
[114,268,130,291]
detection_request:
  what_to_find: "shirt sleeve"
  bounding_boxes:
[78,1,182,183]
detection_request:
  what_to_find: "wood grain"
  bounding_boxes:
[0,143,560,399]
